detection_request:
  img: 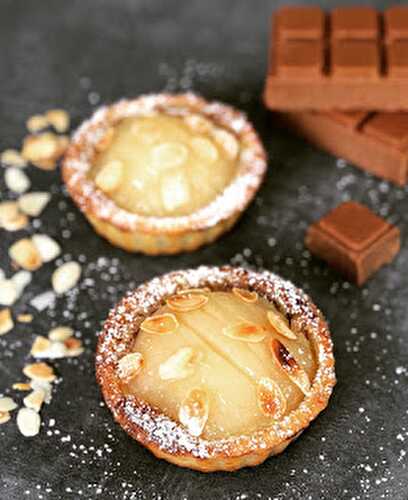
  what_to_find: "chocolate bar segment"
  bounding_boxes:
[306,202,400,285]
[264,6,408,110]
[274,110,408,185]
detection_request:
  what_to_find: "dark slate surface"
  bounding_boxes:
[1,1,407,499]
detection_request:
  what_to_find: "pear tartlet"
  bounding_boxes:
[62,94,267,255]
[96,266,336,472]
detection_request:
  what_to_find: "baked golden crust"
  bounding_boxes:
[96,266,336,472]
[62,94,267,255]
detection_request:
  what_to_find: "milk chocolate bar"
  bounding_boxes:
[264,6,408,110]
[306,202,400,285]
[275,110,408,186]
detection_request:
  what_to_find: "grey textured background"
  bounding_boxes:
[1,0,408,499]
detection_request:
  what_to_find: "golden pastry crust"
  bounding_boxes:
[62,94,267,255]
[96,266,336,472]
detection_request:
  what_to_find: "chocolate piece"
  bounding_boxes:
[306,202,400,285]
[275,110,408,186]
[264,6,408,110]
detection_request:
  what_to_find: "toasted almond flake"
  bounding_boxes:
[31,336,52,356]
[95,160,123,193]
[18,192,51,216]
[0,201,19,224]
[190,136,218,163]
[45,109,70,132]
[17,313,33,323]
[22,132,66,170]
[267,308,297,340]
[11,270,32,295]
[0,280,18,306]
[26,114,48,132]
[222,321,266,343]
[140,313,179,335]
[9,238,42,271]
[159,347,195,380]
[166,293,208,312]
[23,362,56,382]
[0,411,10,424]
[232,287,258,303]
[257,377,287,418]
[212,128,239,160]
[32,234,61,262]
[33,341,67,359]
[17,407,41,437]
[30,380,52,403]
[1,149,27,168]
[183,114,212,133]
[270,338,311,395]
[151,142,188,169]
[48,326,73,342]
[12,382,32,391]
[2,212,29,231]
[5,167,31,193]
[117,352,144,381]
[0,308,14,335]
[0,397,18,412]
[95,127,114,152]
[179,388,209,437]
[30,290,55,311]
[23,390,45,412]
[52,261,81,294]
[63,337,84,357]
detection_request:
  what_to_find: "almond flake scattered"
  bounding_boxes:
[4,167,30,193]
[26,114,48,133]
[21,132,67,170]
[63,337,84,357]
[9,238,42,271]
[31,336,52,357]
[0,201,28,231]
[48,326,73,342]
[52,261,81,294]
[0,308,14,335]
[23,362,56,382]
[0,397,18,412]
[30,290,55,311]
[0,149,27,168]
[0,411,10,424]
[17,314,33,323]
[23,390,45,412]
[17,407,41,437]
[45,109,70,133]
[12,383,32,391]
[32,234,61,262]
[11,270,32,295]
[30,380,52,403]
[18,192,51,217]
[0,280,18,306]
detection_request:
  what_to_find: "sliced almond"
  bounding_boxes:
[18,192,51,217]
[95,127,114,152]
[32,234,61,262]
[183,114,212,133]
[22,132,66,170]
[0,411,10,424]
[117,352,144,381]
[5,167,31,193]
[26,114,48,133]
[31,336,52,357]
[257,377,287,418]
[23,390,45,412]
[222,321,266,343]
[95,160,123,193]
[45,109,70,133]
[63,337,84,357]
[0,397,18,412]
[48,326,73,342]
[1,149,27,168]
[267,308,297,340]
[12,382,32,391]
[23,362,56,382]
[270,338,311,395]
[17,407,41,437]
[30,380,52,404]
[0,201,28,231]
[9,238,42,271]
[3,212,28,231]
[11,270,32,295]
[179,388,209,437]
[140,313,179,335]
[151,142,188,169]
[159,347,196,380]
[166,293,208,313]
[17,313,33,323]
[190,136,218,163]
[0,308,14,335]
[0,280,18,306]
[52,261,81,294]
[232,287,258,303]
[212,128,239,160]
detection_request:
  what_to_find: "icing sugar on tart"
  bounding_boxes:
[96,266,336,472]
[62,93,267,255]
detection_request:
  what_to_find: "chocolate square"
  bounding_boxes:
[306,202,400,285]
[332,7,379,40]
[332,41,379,78]
[276,41,323,78]
[363,112,408,149]
[276,6,324,40]
[385,6,408,41]
[388,41,408,78]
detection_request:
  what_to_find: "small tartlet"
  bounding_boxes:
[96,266,336,472]
[62,93,267,255]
